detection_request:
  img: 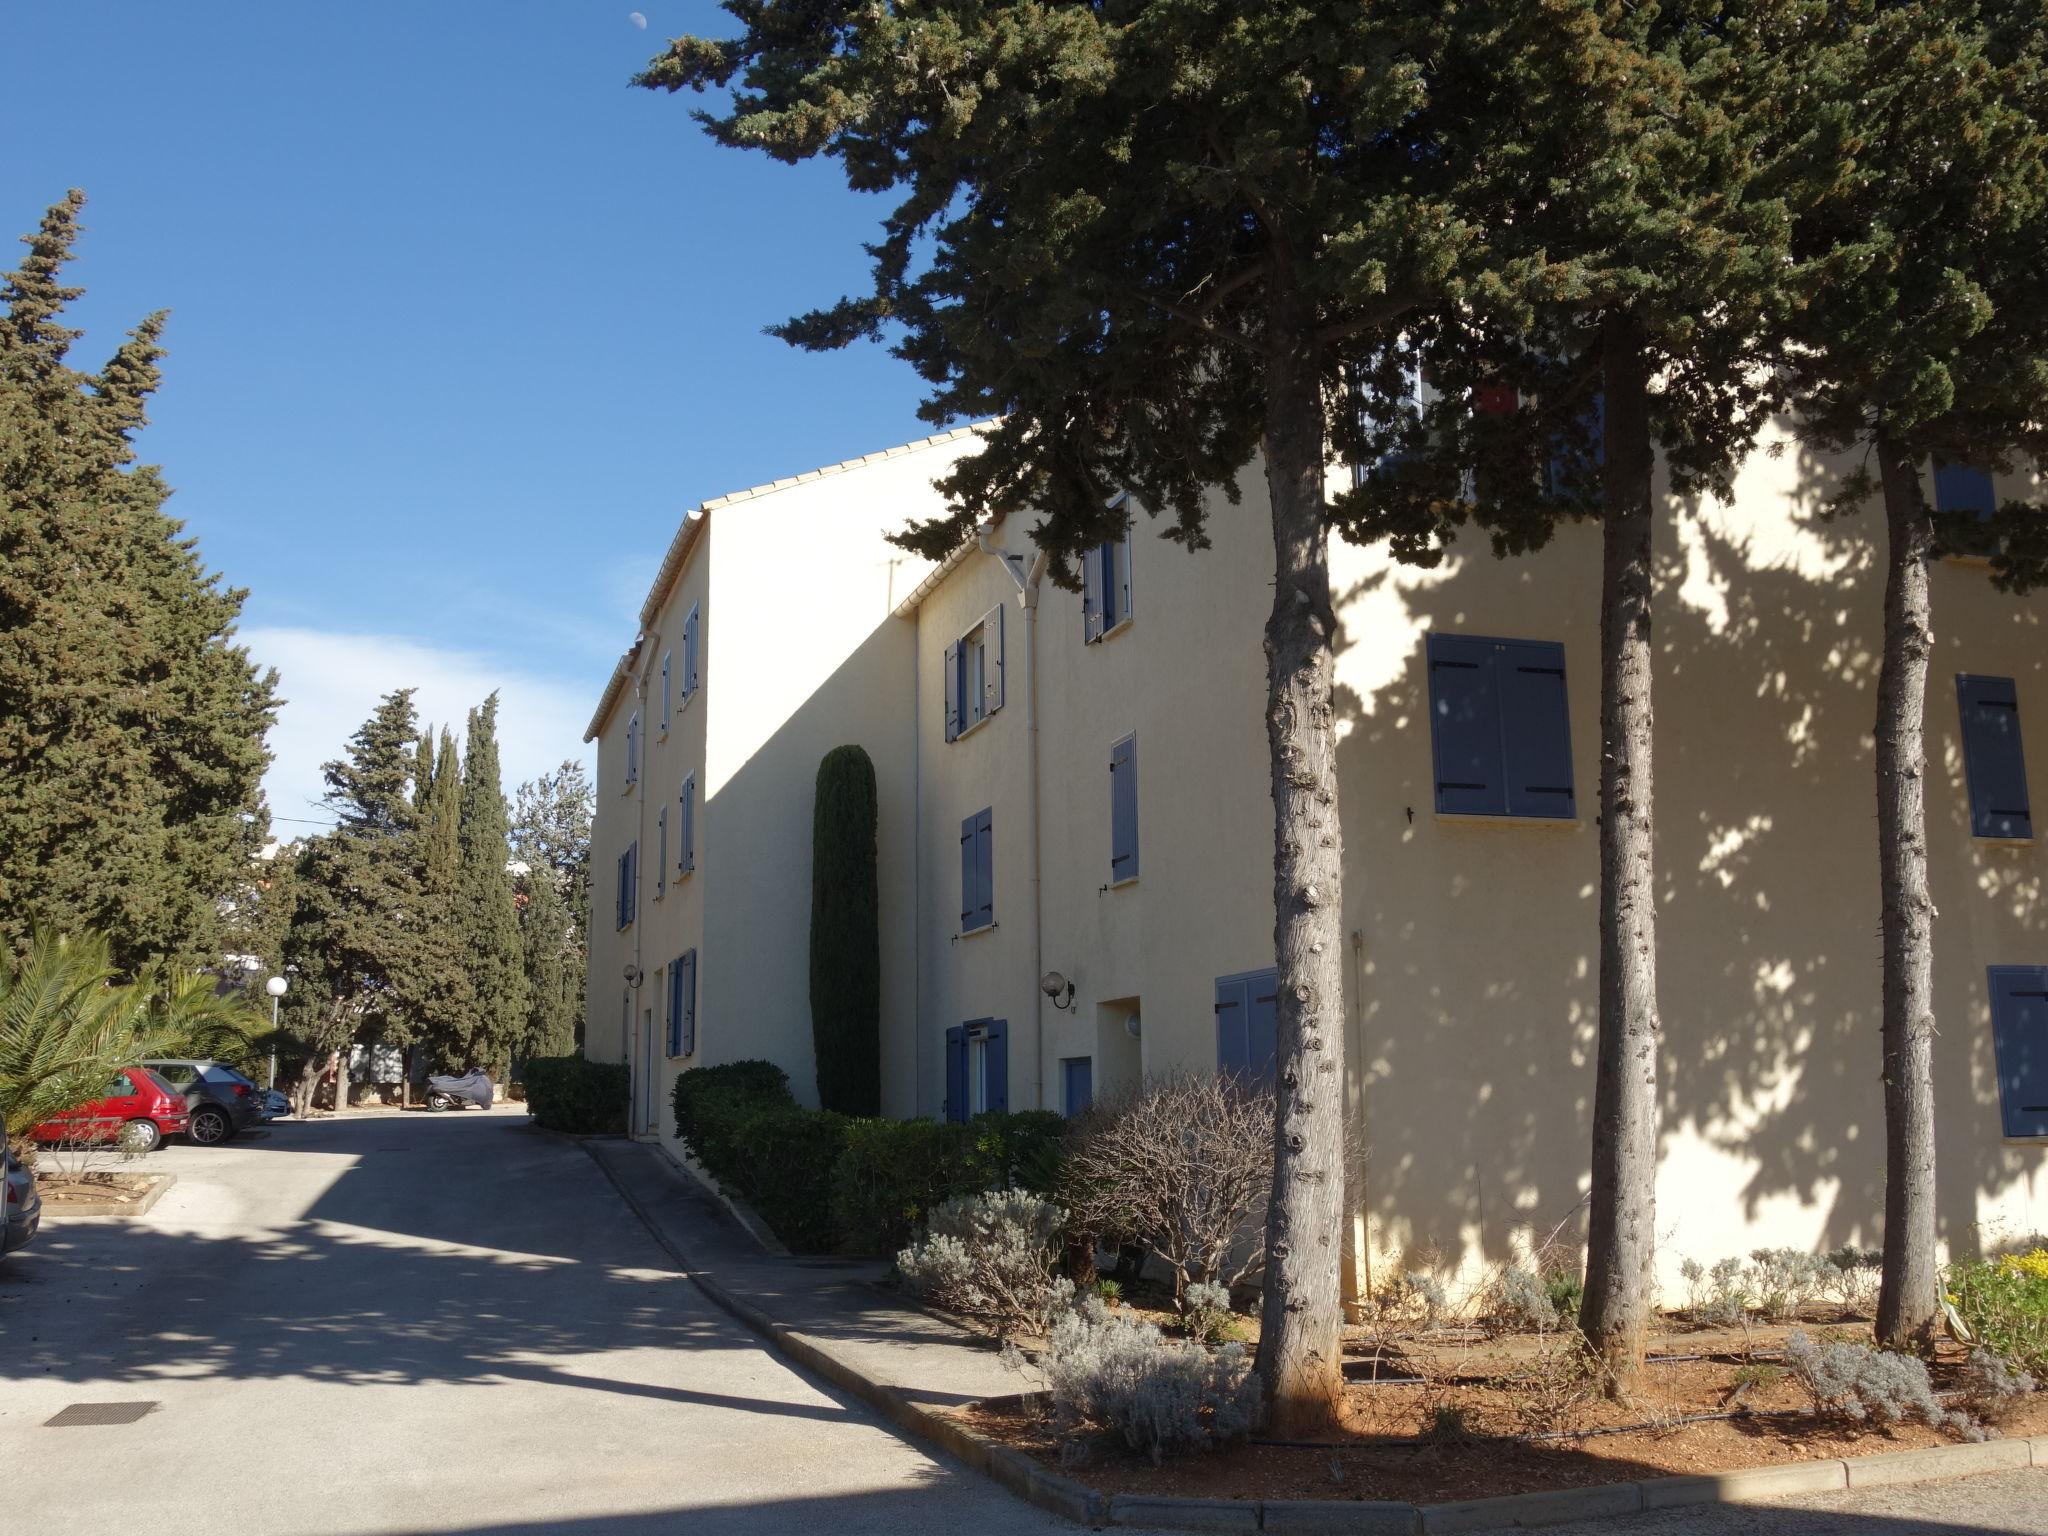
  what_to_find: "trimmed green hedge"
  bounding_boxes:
[523,1055,630,1135]
[670,1057,1065,1254]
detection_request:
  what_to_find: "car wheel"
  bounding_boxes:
[189,1108,231,1146]
[120,1118,162,1154]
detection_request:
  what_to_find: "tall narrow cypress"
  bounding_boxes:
[459,694,526,1077]
[809,745,880,1115]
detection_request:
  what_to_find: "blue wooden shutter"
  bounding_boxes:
[625,713,638,786]
[656,805,668,898]
[681,949,697,1056]
[1959,675,2032,839]
[984,1020,1008,1112]
[1935,462,1997,518]
[1215,975,1250,1074]
[1063,1057,1093,1116]
[1110,735,1139,880]
[985,605,1005,716]
[681,774,695,872]
[684,607,701,695]
[661,651,671,727]
[1118,523,1134,624]
[943,641,961,741]
[616,851,628,929]
[1082,544,1105,642]
[1990,967,2048,1137]
[959,814,977,931]
[945,1026,968,1123]
[1427,633,1504,814]
[1247,970,1279,1085]
[665,961,681,1056]
[975,809,995,928]
[1499,641,1575,818]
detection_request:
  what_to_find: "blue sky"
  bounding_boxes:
[2,3,936,826]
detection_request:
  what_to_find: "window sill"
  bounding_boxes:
[1973,834,2035,847]
[677,865,696,881]
[1107,874,1139,890]
[956,921,1000,941]
[1435,811,1581,828]
[1089,617,1135,646]
[953,710,999,743]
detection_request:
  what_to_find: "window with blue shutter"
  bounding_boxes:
[943,641,961,742]
[1062,1057,1093,1116]
[945,609,1006,738]
[1215,969,1278,1085]
[945,1025,968,1123]
[682,605,702,700]
[660,650,672,731]
[1426,633,1575,819]
[656,805,668,899]
[1989,967,2048,1138]
[1959,675,2033,839]
[1110,734,1139,882]
[1935,461,1997,518]
[624,712,640,790]
[1084,497,1136,641]
[960,808,994,932]
[616,843,637,930]
[982,1019,1008,1112]
[666,959,683,1057]
[679,949,697,1056]
[679,773,696,874]
[1545,392,1605,504]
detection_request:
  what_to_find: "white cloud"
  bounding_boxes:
[243,627,595,830]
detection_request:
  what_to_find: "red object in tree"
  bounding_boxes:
[1475,383,1518,415]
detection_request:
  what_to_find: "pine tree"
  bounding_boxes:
[459,694,526,1077]
[511,760,593,1043]
[1778,2,2048,1349]
[0,192,279,974]
[641,0,1566,1433]
[280,691,426,1112]
[520,866,577,1059]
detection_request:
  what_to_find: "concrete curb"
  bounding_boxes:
[37,1171,175,1219]
[584,1138,2047,1531]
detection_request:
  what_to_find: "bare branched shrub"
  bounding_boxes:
[897,1189,1065,1341]
[1060,1072,1273,1305]
[1506,1326,1602,1436]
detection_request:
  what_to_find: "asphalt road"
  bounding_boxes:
[0,1108,1081,1536]
[4,1109,2045,1535]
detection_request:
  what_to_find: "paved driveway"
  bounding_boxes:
[0,1108,1081,1536]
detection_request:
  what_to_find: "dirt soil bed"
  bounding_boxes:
[37,1172,166,1208]
[963,1320,2048,1506]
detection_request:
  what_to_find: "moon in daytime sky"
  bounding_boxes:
[629,11,647,28]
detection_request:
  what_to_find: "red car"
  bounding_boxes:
[31,1068,192,1153]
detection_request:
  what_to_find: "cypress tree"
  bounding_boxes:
[1778,2,2048,1349]
[404,725,472,1083]
[809,745,880,1115]
[0,192,279,973]
[520,865,577,1059]
[459,694,526,1077]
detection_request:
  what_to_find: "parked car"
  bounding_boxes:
[3,1113,41,1259]
[142,1058,261,1145]
[30,1068,191,1152]
[258,1088,292,1120]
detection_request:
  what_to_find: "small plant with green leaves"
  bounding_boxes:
[1946,1254,2048,1378]
[1727,1361,1786,1406]
[1424,1402,1473,1443]
[1038,1292,1261,1464]
[1182,1281,1236,1345]
[1821,1247,1884,1318]
[1093,1277,1123,1307]
[1543,1267,1585,1323]
[1679,1257,1752,1328]
[1747,1248,1833,1323]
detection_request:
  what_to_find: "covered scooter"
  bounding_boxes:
[424,1069,494,1111]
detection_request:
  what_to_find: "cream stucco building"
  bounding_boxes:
[585,421,2048,1299]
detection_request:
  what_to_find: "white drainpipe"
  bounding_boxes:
[978,524,1050,1112]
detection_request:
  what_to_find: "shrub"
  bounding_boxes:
[1679,1256,1751,1327]
[1506,1327,1601,1436]
[832,1110,1066,1254]
[1747,1248,1832,1322]
[1782,1330,1975,1437]
[897,1189,1065,1339]
[1060,1072,1273,1305]
[522,1056,630,1135]
[1544,1267,1585,1322]
[1482,1266,1559,1335]
[1947,1254,2048,1378]
[731,1105,851,1253]
[1956,1348,2037,1428]
[1039,1292,1261,1463]
[1182,1281,1235,1344]
[1821,1246,1884,1317]
[671,1059,795,1171]
[810,746,880,1116]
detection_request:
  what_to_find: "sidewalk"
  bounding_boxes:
[580,1135,1024,1414]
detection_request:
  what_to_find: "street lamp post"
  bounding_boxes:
[265,974,288,1090]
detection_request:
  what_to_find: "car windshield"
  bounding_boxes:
[139,1069,182,1097]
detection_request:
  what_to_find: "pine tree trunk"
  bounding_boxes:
[1578,319,1662,1394]
[1873,432,1941,1350]
[400,1045,413,1110]
[1253,272,1350,1439]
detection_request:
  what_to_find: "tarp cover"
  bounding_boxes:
[426,1070,493,1109]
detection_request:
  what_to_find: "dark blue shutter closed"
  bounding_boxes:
[680,949,697,1056]
[959,814,977,931]
[1427,634,1503,814]
[986,605,1005,715]
[943,642,961,741]
[1990,967,2048,1137]
[1247,970,1279,1085]
[1499,641,1575,818]
[1110,736,1139,880]
[945,1026,968,1123]
[1063,1057,1093,1116]
[1935,462,1997,518]
[984,1019,1008,1112]
[974,809,995,928]
[1215,976,1249,1074]
[1959,675,2032,839]
[666,961,682,1056]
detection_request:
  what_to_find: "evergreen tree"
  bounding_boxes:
[280,691,426,1111]
[1779,2,2048,1349]
[459,694,526,1077]
[0,192,279,974]
[413,726,473,1072]
[511,759,593,1042]
[642,0,1558,1432]
[810,745,880,1115]
[519,866,577,1059]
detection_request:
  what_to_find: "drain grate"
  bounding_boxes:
[45,1401,159,1427]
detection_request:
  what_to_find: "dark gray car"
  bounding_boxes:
[3,1112,41,1258]
[144,1059,260,1145]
